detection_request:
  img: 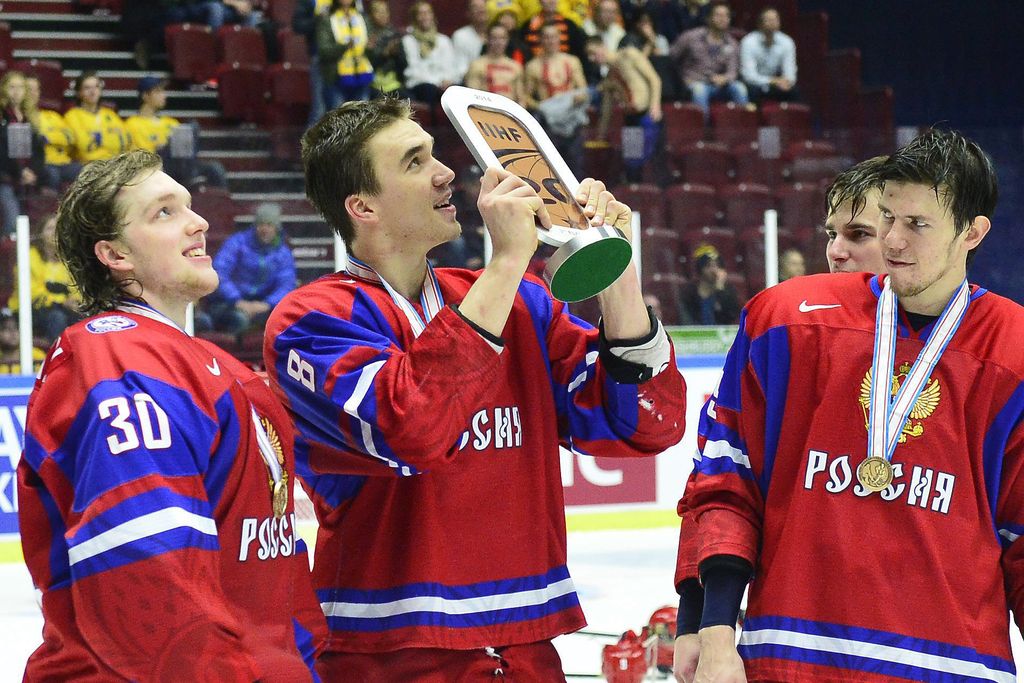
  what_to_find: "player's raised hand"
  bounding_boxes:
[674,634,701,683]
[575,178,633,242]
[477,167,551,265]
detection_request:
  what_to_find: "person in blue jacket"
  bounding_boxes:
[208,202,297,334]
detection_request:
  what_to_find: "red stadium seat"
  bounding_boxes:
[0,22,13,65]
[611,183,667,229]
[720,182,776,230]
[165,23,218,83]
[760,101,812,148]
[739,225,799,292]
[733,142,787,189]
[269,0,299,26]
[640,227,683,276]
[191,186,239,254]
[775,182,825,237]
[219,25,268,68]
[217,62,268,122]
[277,28,310,68]
[787,141,849,185]
[859,86,895,157]
[662,102,705,155]
[683,226,741,276]
[263,62,310,126]
[794,11,828,112]
[665,182,722,231]
[644,272,687,325]
[710,102,759,146]
[12,59,64,111]
[823,48,862,131]
[672,141,734,189]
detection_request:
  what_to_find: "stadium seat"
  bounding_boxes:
[739,225,799,291]
[197,330,240,352]
[823,48,862,130]
[611,183,667,229]
[644,272,687,325]
[720,182,776,229]
[12,59,64,111]
[263,62,311,126]
[662,102,705,155]
[191,186,238,254]
[665,182,722,231]
[859,86,895,157]
[672,141,734,189]
[217,62,267,122]
[639,227,683,276]
[775,182,825,237]
[277,28,310,68]
[733,141,787,189]
[794,11,828,112]
[165,23,218,83]
[760,101,812,148]
[269,0,299,26]
[0,23,12,65]
[0,239,15,306]
[219,25,268,68]
[682,226,741,276]
[710,102,759,147]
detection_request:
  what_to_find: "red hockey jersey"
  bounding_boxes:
[687,273,1024,682]
[18,303,325,681]
[265,268,686,653]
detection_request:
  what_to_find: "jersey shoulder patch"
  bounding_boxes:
[85,315,138,334]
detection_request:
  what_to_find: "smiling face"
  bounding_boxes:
[878,181,988,313]
[824,188,886,274]
[356,118,459,253]
[100,169,217,317]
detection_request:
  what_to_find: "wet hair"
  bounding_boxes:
[825,155,888,221]
[301,98,413,248]
[56,150,162,314]
[879,128,997,264]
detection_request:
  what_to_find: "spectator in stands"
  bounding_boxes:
[524,22,589,176]
[520,0,587,60]
[740,6,797,104]
[365,0,408,98]
[164,0,262,31]
[65,72,129,163]
[465,23,525,102]
[778,247,805,280]
[316,0,375,107]
[402,1,459,104]
[619,11,670,56]
[0,308,45,375]
[622,0,707,47]
[207,202,296,334]
[669,0,747,118]
[0,70,46,235]
[8,213,80,344]
[585,35,661,181]
[680,242,741,324]
[292,0,328,124]
[125,77,228,189]
[24,75,81,192]
[489,0,530,65]
[452,0,491,83]
[584,0,626,53]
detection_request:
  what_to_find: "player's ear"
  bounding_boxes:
[962,215,990,251]
[345,194,375,224]
[95,240,133,273]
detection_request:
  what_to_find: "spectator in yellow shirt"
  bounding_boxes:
[8,213,80,344]
[64,72,128,162]
[25,74,81,191]
[125,77,227,188]
[0,308,46,375]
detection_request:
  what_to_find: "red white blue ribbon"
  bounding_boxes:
[346,256,444,338]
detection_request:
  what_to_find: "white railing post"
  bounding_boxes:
[764,209,779,288]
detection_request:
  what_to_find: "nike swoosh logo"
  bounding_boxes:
[206,358,221,376]
[799,300,842,313]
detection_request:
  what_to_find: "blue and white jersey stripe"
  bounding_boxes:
[739,615,1015,683]
[67,488,218,580]
[318,566,579,632]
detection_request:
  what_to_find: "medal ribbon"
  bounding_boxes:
[252,407,283,485]
[868,277,970,464]
[346,256,444,338]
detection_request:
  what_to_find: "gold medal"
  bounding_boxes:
[272,471,289,519]
[857,456,893,493]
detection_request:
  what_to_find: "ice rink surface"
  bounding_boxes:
[2,526,1022,681]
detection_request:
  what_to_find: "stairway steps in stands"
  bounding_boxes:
[227,171,306,194]
[12,30,129,51]
[0,12,119,32]
[0,0,79,15]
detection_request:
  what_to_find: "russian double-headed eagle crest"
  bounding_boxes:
[858,362,941,441]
